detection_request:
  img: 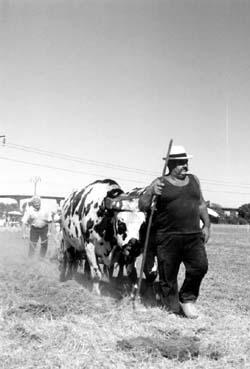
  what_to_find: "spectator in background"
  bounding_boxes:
[22,196,52,258]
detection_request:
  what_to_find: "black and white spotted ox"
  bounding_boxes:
[60,179,155,295]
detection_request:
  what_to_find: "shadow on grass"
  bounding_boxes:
[73,269,160,307]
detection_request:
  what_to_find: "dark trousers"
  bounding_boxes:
[156,233,208,313]
[29,225,49,257]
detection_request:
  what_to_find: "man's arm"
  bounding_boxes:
[194,175,211,243]
[138,178,165,211]
[138,186,154,212]
[199,197,211,243]
[21,210,31,239]
[21,210,30,226]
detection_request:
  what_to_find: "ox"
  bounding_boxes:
[60,179,155,295]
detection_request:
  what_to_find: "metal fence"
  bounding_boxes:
[212,223,250,233]
[210,223,250,245]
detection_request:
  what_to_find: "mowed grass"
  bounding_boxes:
[0,225,249,369]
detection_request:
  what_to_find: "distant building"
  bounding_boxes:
[206,201,239,220]
[222,208,239,217]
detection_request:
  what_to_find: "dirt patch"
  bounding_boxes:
[12,324,43,343]
[7,301,59,319]
[117,330,224,362]
[117,334,200,362]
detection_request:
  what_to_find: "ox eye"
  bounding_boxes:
[117,220,127,235]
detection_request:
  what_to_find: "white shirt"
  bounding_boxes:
[22,206,52,228]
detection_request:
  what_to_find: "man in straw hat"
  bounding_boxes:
[139,145,210,318]
[22,196,52,258]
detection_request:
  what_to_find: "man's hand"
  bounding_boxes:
[202,225,210,243]
[150,178,165,196]
[139,177,165,211]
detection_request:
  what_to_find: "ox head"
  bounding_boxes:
[113,210,146,262]
[104,187,147,262]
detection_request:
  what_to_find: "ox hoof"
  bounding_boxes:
[130,284,138,300]
[59,273,66,282]
[92,282,101,295]
[155,293,161,301]
[132,299,148,312]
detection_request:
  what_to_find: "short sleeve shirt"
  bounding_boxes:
[22,206,52,228]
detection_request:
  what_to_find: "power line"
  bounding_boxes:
[200,180,250,189]
[0,155,148,185]
[4,141,250,189]
[6,141,158,176]
[203,188,250,196]
[1,155,250,196]
[198,177,250,188]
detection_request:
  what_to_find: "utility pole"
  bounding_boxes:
[226,103,230,178]
[30,176,41,196]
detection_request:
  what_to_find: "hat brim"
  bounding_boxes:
[163,155,193,160]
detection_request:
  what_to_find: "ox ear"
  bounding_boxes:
[106,188,124,199]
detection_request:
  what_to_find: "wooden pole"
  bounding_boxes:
[135,138,173,301]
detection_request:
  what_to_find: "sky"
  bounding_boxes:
[1,0,250,208]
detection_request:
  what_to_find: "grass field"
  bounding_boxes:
[0,225,249,369]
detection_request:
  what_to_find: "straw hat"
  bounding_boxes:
[168,145,193,160]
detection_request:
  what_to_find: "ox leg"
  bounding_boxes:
[126,260,138,299]
[102,262,117,282]
[106,264,114,279]
[117,260,125,280]
[59,253,67,282]
[59,240,67,282]
[101,245,120,282]
[59,240,79,282]
[109,250,125,281]
[84,258,91,279]
[85,242,102,295]
[66,247,79,280]
[102,264,110,282]
[102,255,116,282]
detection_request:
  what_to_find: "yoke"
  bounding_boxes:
[104,192,143,212]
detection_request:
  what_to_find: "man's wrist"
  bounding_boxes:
[146,186,154,197]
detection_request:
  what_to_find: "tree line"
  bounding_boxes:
[209,203,250,225]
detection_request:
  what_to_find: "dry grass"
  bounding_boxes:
[0,225,250,369]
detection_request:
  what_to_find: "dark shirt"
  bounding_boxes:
[152,174,201,237]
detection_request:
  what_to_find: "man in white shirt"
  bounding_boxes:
[22,196,52,257]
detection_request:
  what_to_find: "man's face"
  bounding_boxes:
[170,159,189,179]
[32,201,41,210]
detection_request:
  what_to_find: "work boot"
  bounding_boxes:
[180,302,199,319]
